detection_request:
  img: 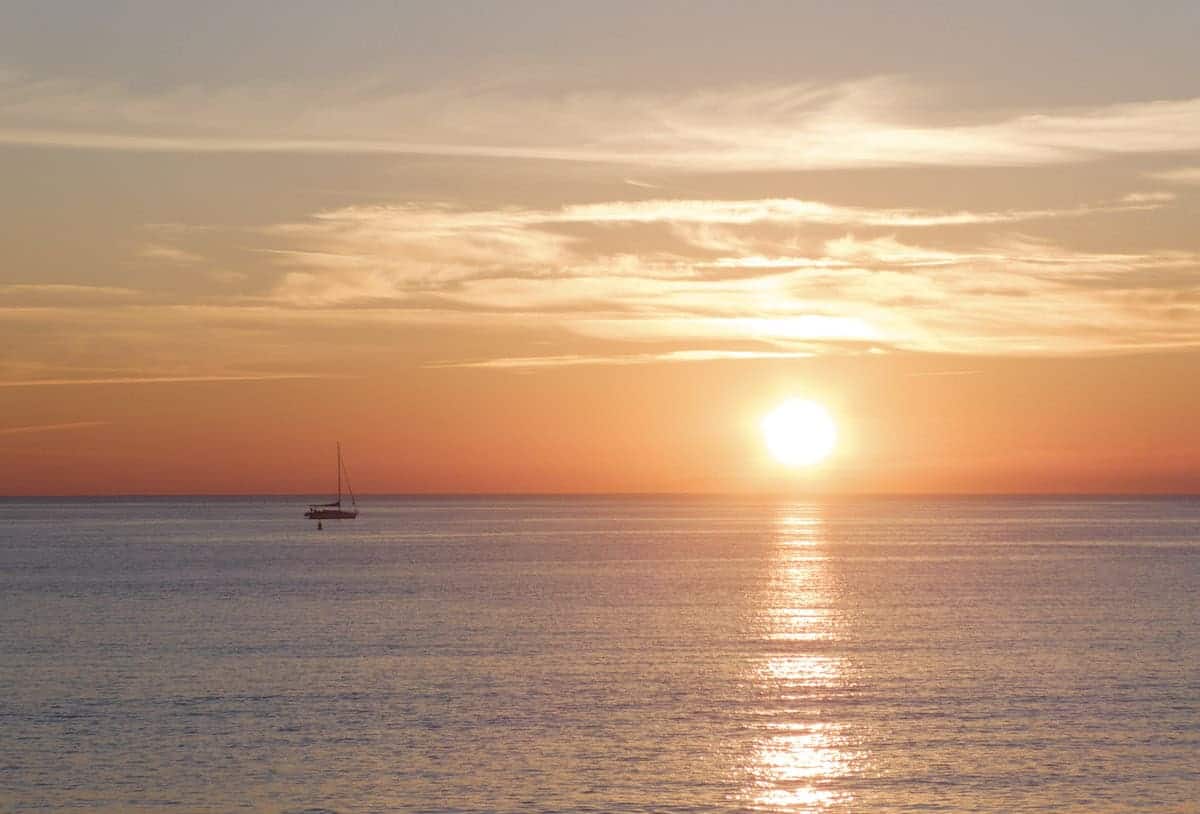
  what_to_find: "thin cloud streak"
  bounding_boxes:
[554,196,1163,227]
[1148,167,1200,184]
[0,421,109,435]
[0,127,601,162]
[289,193,1168,236]
[4,74,1200,170]
[0,374,326,388]
[138,243,204,264]
[0,284,145,304]
[429,349,819,369]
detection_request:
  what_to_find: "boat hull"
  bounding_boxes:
[305,508,359,520]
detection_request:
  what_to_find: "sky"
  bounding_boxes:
[2,0,1199,495]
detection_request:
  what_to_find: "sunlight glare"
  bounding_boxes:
[762,399,838,467]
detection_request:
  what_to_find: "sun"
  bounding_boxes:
[761,399,838,467]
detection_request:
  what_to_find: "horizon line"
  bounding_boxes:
[2,491,1198,500]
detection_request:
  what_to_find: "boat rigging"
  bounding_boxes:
[305,442,359,520]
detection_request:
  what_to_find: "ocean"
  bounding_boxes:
[1,496,1197,813]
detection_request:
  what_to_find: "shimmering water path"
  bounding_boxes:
[1,497,1197,812]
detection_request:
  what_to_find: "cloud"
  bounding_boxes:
[1147,167,1200,184]
[0,421,108,435]
[1120,191,1176,203]
[3,171,1194,376]
[10,191,1183,371]
[304,193,1164,234]
[0,284,145,306]
[266,192,1167,304]
[139,243,204,264]
[4,72,1200,170]
[555,196,1161,227]
[430,349,820,369]
[256,196,1200,359]
[0,374,325,388]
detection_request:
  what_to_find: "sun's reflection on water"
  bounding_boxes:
[743,506,857,812]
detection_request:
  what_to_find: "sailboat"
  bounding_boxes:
[305,442,359,520]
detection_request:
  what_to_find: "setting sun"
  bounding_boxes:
[762,399,838,467]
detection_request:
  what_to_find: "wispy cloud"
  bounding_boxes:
[0,374,325,388]
[0,421,108,435]
[555,196,1161,227]
[139,243,204,264]
[4,73,1200,170]
[267,193,1168,303]
[257,196,1200,359]
[1147,167,1200,184]
[430,349,821,369]
[0,284,144,306]
[9,192,1176,368]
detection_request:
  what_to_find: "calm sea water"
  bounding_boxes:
[1,496,1197,813]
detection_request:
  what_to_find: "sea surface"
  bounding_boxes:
[1,496,1197,813]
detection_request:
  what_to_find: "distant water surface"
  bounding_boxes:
[1,496,1197,813]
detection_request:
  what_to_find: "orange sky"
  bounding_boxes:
[2,3,1199,494]
[5,349,1197,495]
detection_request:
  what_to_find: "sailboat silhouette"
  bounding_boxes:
[304,442,359,520]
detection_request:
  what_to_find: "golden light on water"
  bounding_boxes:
[744,507,857,812]
[762,400,838,468]
[754,721,853,810]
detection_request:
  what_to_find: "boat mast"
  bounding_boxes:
[337,441,342,506]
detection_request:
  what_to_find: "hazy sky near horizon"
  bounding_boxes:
[3,1,1199,494]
